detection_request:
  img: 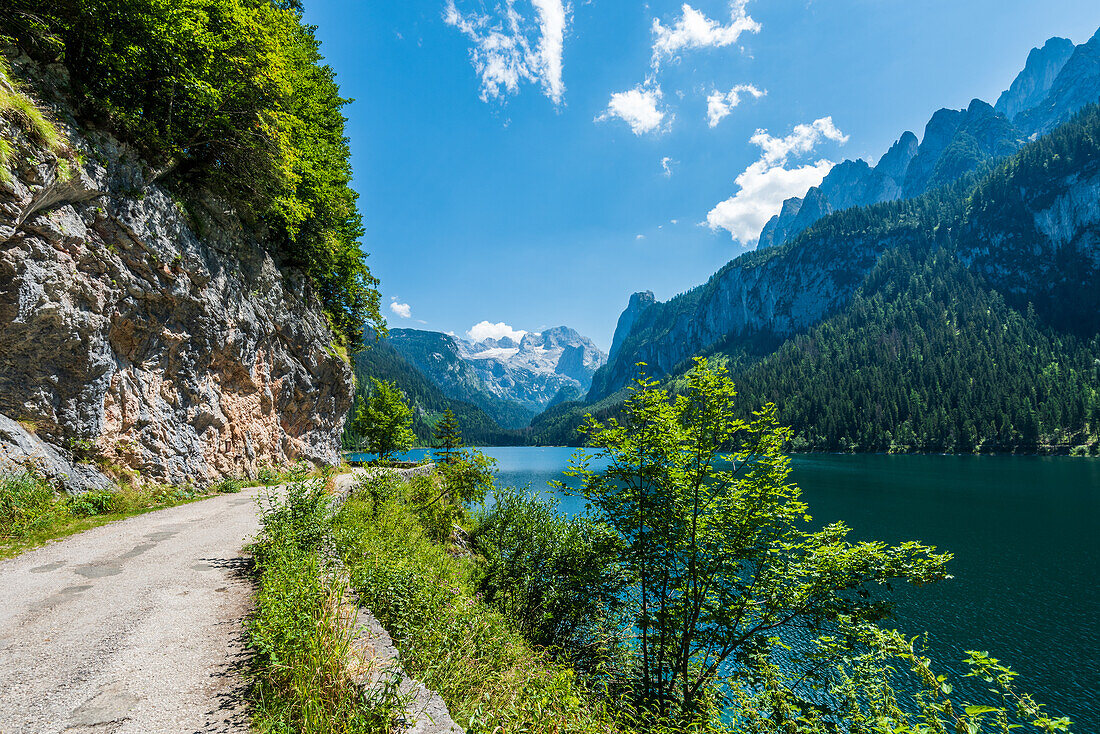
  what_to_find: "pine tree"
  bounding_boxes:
[433,409,463,465]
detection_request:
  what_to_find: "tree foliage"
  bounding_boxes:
[1,0,382,343]
[433,409,463,465]
[563,359,952,723]
[352,378,415,462]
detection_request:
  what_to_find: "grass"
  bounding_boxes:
[0,470,247,560]
[0,54,72,187]
[0,58,65,152]
[246,473,407,733]
[333,474,626,734]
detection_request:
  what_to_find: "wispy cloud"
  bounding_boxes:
[706,84,765,127]
[596,83,671,135]
[599,2,760,137]
[467,320,528,342]
[707,117,848,246]
[651,1,760,70]
[661,156,675,177]
[445,0,572,104]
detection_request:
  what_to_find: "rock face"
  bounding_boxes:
[1017,28,1100,136]
[756,30,1099,254]
[588,227,915,401]
[0,58,353,491]
[389,326,606,428]
[589,110,1100,403]
[995,37,1075,121]
[608,291,656,361]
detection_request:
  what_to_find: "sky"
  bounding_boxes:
[302,0,1100,350]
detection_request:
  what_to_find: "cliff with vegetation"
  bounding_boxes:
[544,105,1100,452]
[0,1,382,489]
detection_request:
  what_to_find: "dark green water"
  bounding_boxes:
[358,448,1100,729]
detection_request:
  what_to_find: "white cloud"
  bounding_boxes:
[750,116,848,165]
[390,301,412,319]
[596,84,671,135]
[706,117,848,246]
[636,234,646,240]
[652,1,760,70]
[444,0,571,104]
[467,320,528,342]
[706,84,765,127]
[661,156,674,177]
[670,218,679,224]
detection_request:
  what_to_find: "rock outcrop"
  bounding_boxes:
[756,30,1100,254]
[0,56,353,491]
[995,37,1076,121]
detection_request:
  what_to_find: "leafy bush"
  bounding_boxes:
[68,489,115,517]
[0,471,67,537]
[334,491,624,734]
[248,478,402,732]
[471,488,629,668]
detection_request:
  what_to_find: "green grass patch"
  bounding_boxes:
[0,470,248,560]
[333,476,625,734]
[246,474,406,733]
[0,57,66,154]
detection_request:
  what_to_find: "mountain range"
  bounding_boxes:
[755,29,1100,253]
[542,28,1100,453]
[356,326,605,438]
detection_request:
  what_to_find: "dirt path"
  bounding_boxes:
[0,488,267,734]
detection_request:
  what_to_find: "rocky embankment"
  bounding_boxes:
[0,55,353,491]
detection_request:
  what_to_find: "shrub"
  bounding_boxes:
[68,489,115,517]
[471,488,629,669]
[0,471,66,537]
[334,492,623,734]
[248,478,403,732]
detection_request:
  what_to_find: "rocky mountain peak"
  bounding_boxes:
[876,131,919,179]
[1017,28,1100,136]
[995,37,1076,121]
[609,291,656,360]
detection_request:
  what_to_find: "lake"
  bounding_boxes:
[350,447,1100,730]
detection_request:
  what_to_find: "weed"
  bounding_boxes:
[334,484,624,734]
[247,478,408,732]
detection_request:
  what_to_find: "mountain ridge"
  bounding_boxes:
[388,325,606,429]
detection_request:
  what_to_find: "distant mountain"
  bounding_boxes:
[756,29,1099,254]
[346,336,524,446]
[1016,28,1100,135]
[388,326,606,429]
[564,104,1100,454]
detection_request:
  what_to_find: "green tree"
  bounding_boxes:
[1,0,384,344]
[563,358,952,724]
[354,378,415,463]
[432,409,463,465]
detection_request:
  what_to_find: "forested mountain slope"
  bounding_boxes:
[537,106,1100,453]
[344,336,524,447]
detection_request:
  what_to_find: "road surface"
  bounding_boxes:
[0,488,267,733]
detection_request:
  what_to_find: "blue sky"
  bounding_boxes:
[303,0,1100,350]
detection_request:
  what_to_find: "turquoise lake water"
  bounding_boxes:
[349,447,1100,729]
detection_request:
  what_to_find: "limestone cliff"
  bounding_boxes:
[0,57,353,491]
[588,105,1100,402]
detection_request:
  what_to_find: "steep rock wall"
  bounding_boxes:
[0,59,353,491]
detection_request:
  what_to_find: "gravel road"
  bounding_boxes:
[0,488,268,734]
